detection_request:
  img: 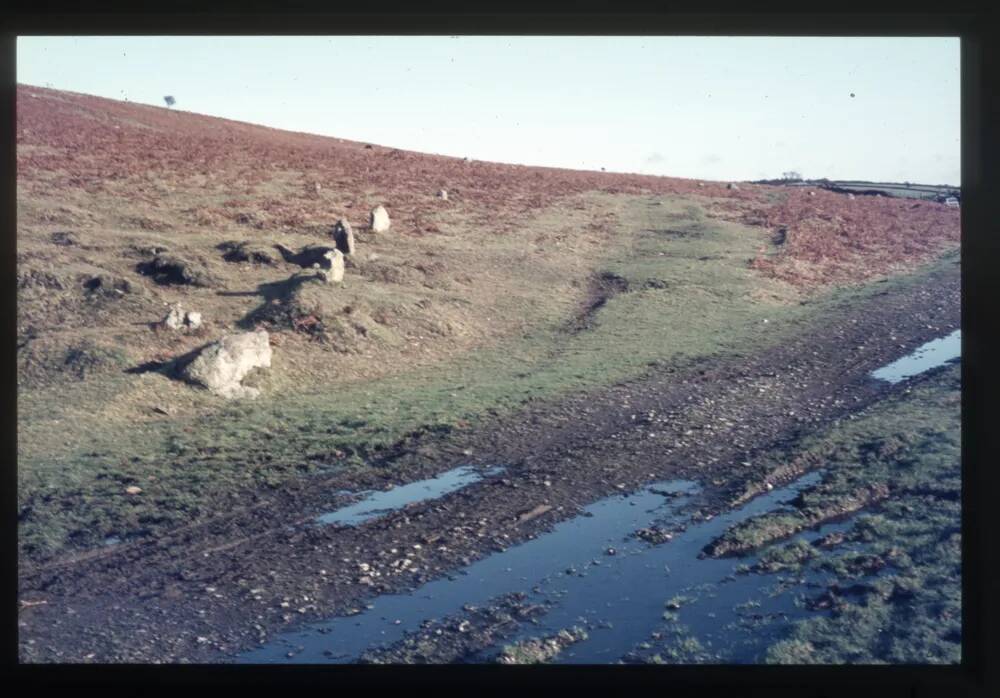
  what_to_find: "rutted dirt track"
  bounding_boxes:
[17,260,959,663]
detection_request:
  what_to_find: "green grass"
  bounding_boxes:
[16,193,960,561]
[756,363,961,664]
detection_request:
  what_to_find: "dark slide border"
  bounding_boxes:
[2,3,997,696]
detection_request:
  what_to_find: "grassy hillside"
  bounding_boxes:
[16,86,961,561]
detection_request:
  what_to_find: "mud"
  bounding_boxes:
[357,593,551,664]
[16,260,959,663]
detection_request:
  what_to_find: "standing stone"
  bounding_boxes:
[370,205,391,233]
[319,249,345,284]
[437,189,448,201]
[182,330,272,399]
[728,183,740,191]
[333,219,355,255]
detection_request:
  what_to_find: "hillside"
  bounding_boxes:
[16,85,960,564]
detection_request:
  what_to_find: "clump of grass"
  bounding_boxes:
[757,364,961,664]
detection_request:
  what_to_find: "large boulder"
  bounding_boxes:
[182,330,272,399]
[370,205,391,233]
[333,219,355,255]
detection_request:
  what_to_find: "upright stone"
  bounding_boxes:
[320,249,345,284]
[370,205,391,233]
[333,219,355,255]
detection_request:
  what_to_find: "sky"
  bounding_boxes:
[17,36,961,185]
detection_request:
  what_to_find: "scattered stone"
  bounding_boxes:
[369,205,391,233]
[163,303,186,330]
[515,504,553,524]
[181,330,272,399]
[161,304,204,331]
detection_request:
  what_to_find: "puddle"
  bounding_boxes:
[317,465,505,527]
[465,473,850,665]
[871,330,960,384]
[237,472,833,664]
[531,516,864,665]
[237,479,698,663]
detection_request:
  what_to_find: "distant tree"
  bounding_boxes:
[781,171,802,181]
[163,96,176,108]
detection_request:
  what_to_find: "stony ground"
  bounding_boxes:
[17,252,958,662]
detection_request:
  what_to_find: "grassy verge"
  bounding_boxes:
[17,192,959,561]
[734,363,962,664]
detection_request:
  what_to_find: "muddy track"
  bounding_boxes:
[17,261,960,663]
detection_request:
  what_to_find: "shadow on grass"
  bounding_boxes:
[216,272,321,331]
[124,343,211,382]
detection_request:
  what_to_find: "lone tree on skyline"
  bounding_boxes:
[163,95,176,108]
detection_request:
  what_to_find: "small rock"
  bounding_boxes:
[162,303,186,330]
[125,486,143,495]
[437,189,448,201]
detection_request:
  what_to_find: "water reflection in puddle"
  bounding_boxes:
[238,472,835,664]
[871,330,960,384]
[317,465,505,527]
